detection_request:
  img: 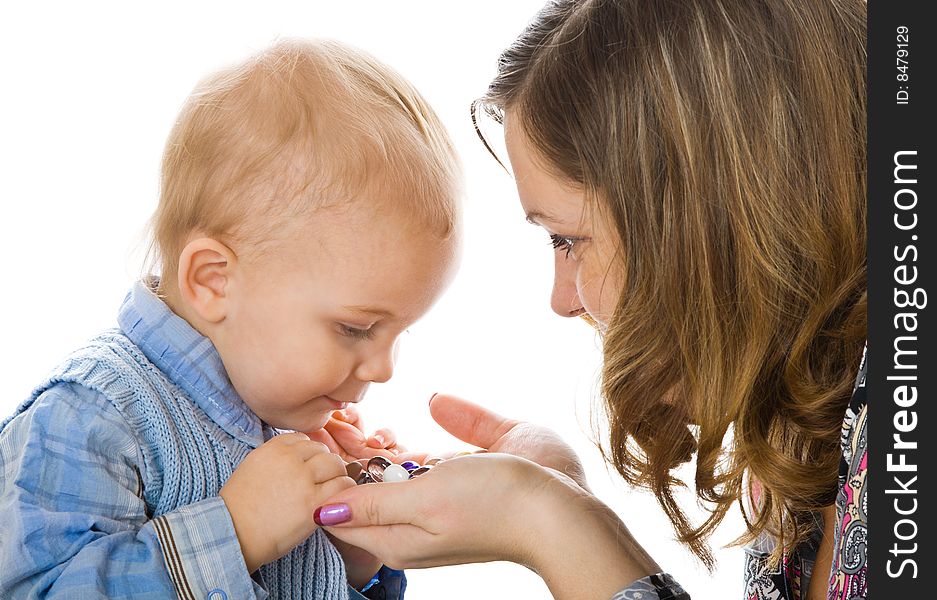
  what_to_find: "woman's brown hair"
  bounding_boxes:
[477,0,866,567]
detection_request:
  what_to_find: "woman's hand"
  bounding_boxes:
[315,453,661,600]
[316,453,565,568]
[397,394,589,490]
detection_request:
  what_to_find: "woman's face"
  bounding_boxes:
[503,111,621,328]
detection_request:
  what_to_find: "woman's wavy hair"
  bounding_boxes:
[475,0,867,567]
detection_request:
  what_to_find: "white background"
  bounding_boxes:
[0,2,743,597]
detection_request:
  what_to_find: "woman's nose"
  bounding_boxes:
[550,253,585,318]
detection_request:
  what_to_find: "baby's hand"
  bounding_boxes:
[306,405,404,462]
[328,532,385,590]
[220,432,355,573]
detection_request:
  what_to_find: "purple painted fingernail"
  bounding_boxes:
[314,503,352,526]
[428,392,438,407]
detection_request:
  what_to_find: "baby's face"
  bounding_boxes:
[212,206,459,432]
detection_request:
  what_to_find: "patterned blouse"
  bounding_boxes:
[613,346,869,600]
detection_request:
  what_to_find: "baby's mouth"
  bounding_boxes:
[323,395,348,409]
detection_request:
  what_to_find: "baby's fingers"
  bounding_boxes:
[310,476,358,522]
[326,419,399,460]
[307,451,350,482]
[285,438,330,461]
[306,427,346,456]
[366,428,397,450]
[331,406,364,431]
[323,416,368,448]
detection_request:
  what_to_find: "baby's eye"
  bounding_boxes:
[338,323,376,341]
[548,233,584,259]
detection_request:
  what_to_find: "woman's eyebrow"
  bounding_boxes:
[525,210,564,225]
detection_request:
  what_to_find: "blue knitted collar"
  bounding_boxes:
[117,278,264,448]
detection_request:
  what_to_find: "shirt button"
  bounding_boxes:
[207,589,228,600]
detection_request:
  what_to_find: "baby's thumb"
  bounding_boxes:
[428,393,520,450]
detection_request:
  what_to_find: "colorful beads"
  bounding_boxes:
[408,465,433,477]
[348,454,463,485]
[345,461,363,480]
[367,456,392,482]
[382,464,410,483]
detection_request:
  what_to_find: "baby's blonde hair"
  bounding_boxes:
[150,38,461,280]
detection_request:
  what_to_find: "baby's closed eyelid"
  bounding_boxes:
[336,322,376,341]
[338,320,376,329]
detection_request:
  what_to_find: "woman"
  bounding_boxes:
[317,0,868,598]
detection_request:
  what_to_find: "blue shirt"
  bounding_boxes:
[0,280,404,599]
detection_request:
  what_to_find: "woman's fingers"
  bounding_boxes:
[429,393,520,450]
[315,454,560,570]
[427,395,589,488]
[315,478,425,528]
[315,474,446,568]
[325,522,433,570]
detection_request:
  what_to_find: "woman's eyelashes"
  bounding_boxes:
[548,233,586,259]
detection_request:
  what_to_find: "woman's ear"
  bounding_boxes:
[176,237,237,324]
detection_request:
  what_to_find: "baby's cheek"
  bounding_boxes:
[234,359,302,412]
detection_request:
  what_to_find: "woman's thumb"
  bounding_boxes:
[428,393,520,450]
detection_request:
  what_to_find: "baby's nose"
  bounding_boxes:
[355,349,395,383]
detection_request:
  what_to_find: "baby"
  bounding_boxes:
[0,39,461,600]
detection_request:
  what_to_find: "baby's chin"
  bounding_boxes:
[257,408,333,434]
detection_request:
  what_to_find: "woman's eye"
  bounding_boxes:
[338,324,376,340]
[549,233,580,259]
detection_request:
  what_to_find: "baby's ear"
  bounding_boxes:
[176,237,236,323]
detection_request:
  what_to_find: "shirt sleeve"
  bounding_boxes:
[0,383,266,600]
[609,573,690,600]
